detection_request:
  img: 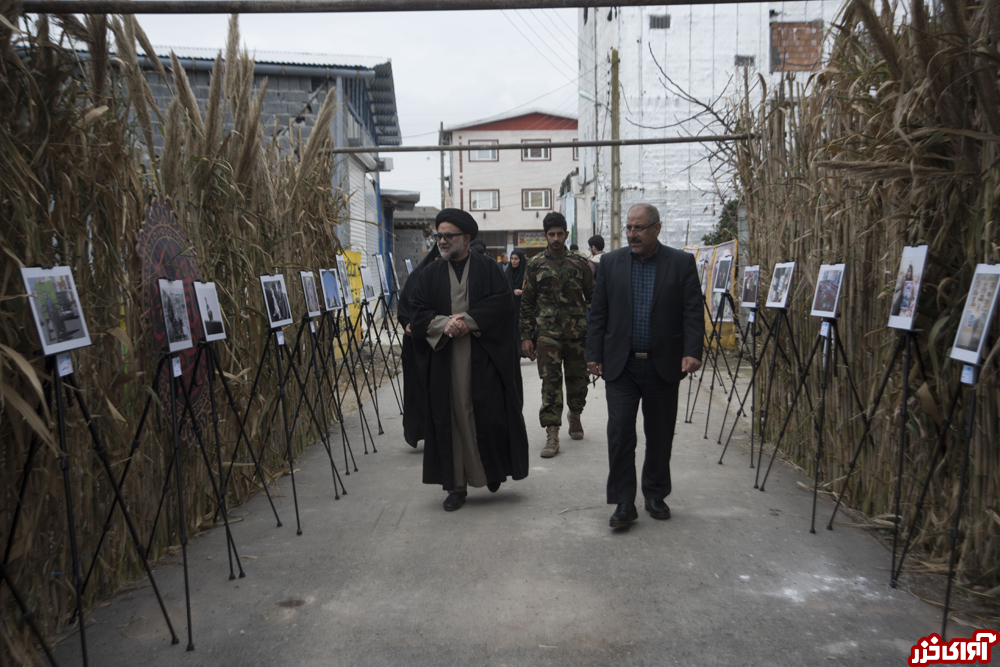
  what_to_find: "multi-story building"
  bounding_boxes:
[441,110,578,258]
[140,46,401,264]
[576,3,838,250]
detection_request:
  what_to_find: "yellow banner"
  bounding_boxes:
[685,240,739,349]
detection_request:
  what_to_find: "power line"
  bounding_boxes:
[505,10,576,75]
[500,10,574,79]
[517,8,577,64]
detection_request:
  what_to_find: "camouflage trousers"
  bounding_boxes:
[536,336,588,427]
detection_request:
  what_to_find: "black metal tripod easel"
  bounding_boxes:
[825,327,932,585]
[716,307,763,464]
[699,290,741,440]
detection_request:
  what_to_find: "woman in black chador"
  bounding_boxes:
[504,248,528,403]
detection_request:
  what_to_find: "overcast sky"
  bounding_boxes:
[137,10,582,208]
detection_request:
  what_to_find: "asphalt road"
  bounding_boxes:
[53,357,950,666]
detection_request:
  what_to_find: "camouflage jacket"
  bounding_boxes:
[519,249,595,341]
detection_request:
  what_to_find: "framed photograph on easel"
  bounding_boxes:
[158,279,193,353]
[320,268,343,312]
[259,274,294,329]
[888,246,929,330]
[20,266,92,355]
[766,262,796,309]
[810,264,846,318]
[193,281,226,342]
[336,255,354,305]
[741,265,760,308]
[950,264,1000,365]
[300,271,322,318]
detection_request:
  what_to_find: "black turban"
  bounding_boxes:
[435,208,478,239]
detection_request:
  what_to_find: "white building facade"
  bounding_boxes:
[576,2,839,249]
[443,111,579,257]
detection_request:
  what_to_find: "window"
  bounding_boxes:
[649,15,670,29]
[734,55,755,67]
[468,140,498,162]
[469,190,499,211]
[521,140,551,161]
[522,189,551,210]
[573,140,579,161]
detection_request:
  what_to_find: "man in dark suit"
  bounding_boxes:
[586,203,704,528]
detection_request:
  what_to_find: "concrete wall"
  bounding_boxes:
[449,127,578,236]
[576,2,837,250]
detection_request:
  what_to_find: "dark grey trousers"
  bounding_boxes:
[605,357,679,504]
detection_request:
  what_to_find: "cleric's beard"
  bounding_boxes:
[440,236,468,261]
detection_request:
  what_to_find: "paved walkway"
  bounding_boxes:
[55,357,946,666]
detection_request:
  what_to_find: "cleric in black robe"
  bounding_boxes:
[398,245,439,448]
[409,209,530,511]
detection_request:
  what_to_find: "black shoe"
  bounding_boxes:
[609,502,638,528]
[443,492,467,512]
[487,480,501,493]
[644,498,671,520]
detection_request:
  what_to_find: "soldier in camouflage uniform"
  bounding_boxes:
[520,212,595,457]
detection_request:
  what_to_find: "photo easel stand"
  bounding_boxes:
[280,315,346,498]
[177,343,246,579]
[314,311,360,473]
[824,328,933,586]
[342,304,384,438]
[754,308,818,490]
[359,295,400,418]
[203,341,283,527]
[716,307,761,463]
[702,291,741,439]
[372,291,404,413]
[686,292,739,424]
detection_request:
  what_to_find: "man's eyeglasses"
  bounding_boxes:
[431,232,464,242]
[625,223,656,235]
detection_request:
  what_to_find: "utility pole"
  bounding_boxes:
[439,121,446,210]
[610,48,621,250]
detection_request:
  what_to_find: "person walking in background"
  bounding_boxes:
[587,235,605,278]
[587,203,704,529]
[505,249,527,321]
[505,248,528,404]
[520,213,595,458]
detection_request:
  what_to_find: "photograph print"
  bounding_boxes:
[766,262,796,309]
[695,247,715,294]
[158,278,193,352]
[20,266,92,356]
[300,271,322,318]
[810,264,847,318]
[360,266,377,302]
[193,281,226,342]
[950,264,1000,365]
[259,274,294,329]
[374,254,390,296]
[336,255,354,305]
[888,245,929,330]
[320,268,343,311]
[713,256,733,293]
[741,266,761,308]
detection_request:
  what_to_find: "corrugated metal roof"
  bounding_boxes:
[153,45,389,70]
